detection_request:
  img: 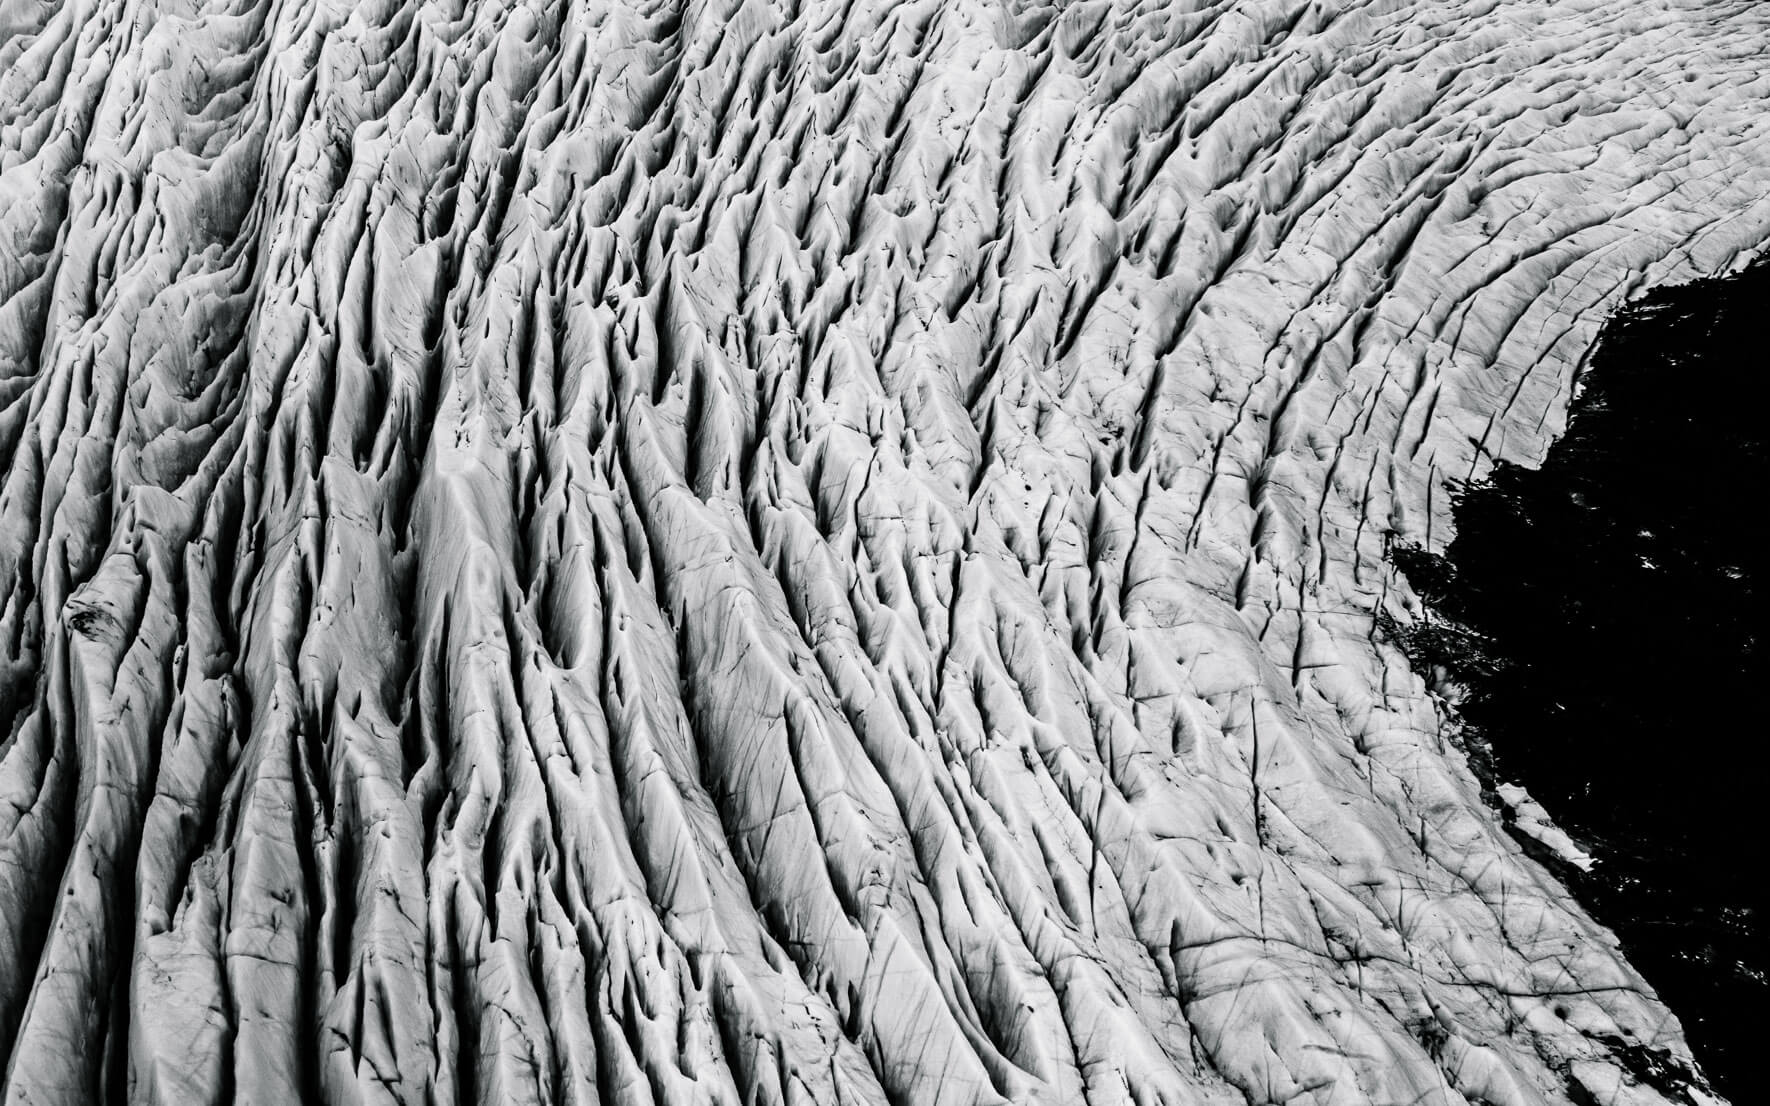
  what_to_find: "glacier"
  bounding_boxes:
[1,0,1767,1103]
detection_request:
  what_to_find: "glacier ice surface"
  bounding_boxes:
[2,0,1769,1103]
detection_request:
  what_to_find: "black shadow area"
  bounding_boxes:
[1389,260,1768,1102]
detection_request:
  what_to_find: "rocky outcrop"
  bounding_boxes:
[2,0,1766,1102]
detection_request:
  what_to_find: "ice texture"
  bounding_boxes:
[1,0,1767,1103]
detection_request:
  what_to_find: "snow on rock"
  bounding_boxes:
[1,0,1765,1102]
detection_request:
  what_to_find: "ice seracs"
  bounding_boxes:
[1496,783,1597,874]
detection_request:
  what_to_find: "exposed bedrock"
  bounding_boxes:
[1,0,1766,1102]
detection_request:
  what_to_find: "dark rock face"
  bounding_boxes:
[2,0,1767,1103]
[1399,261,1769,1104]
